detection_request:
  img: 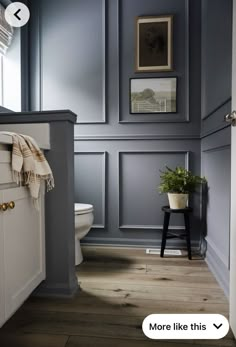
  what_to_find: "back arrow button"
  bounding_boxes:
[14,9,21,20]
[5,3,30,28]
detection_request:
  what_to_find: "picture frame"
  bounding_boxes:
[135,15,173,72]
[130,77,177,114]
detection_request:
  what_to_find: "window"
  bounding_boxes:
[0,4,21,111]
[0,54,3,106]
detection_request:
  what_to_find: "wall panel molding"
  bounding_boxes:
[118,0,190,124]
[201,98,231,138]
[33,0,107,123]
[118,150,189,229]
[119,225,185,230]
[201,124,230,139]
[202,144,230,155]
[201,126,231,151]
[83,237,200,248]
[77,0,107,124]
[201,0,232,121]
[184,0,190,122]
[74,134,200,141]
[202,98,231,121]
[74,151,107,228]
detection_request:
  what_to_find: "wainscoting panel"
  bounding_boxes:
[201,127,231,296]
[201,0,232,120]
[201,101,231,137]
[75,139,201,247]
[74,152,107,228]
[33,0,107,123]
[201,0,232,131]
[202,146,230,263]
[118,151,189,229]
[119,0,190,123]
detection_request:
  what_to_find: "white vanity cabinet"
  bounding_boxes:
[0,148,45,328]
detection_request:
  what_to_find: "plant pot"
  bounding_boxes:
[167,193,189,209]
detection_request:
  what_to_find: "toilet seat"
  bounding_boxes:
[74,203,93,215]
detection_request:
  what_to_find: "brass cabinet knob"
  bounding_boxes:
[0,201,15,212]
[2,203,8,211]
[8,201,15,209]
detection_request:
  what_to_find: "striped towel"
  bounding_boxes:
[2,132,54,204]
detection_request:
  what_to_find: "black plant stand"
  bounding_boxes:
[160,206,193,260]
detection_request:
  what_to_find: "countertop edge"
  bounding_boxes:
[0,110,77,124]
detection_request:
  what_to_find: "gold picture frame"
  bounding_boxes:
[135,15,173,72]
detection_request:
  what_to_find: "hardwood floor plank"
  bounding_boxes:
[1,310,148,340]
[77,262,147,274]
[24,295,229,316]
[79,282,227,304]
[0,332,68,347]
[78,262,210,278]
[145,264,210,276]
[77,272,220,289]
[66,335,228,347]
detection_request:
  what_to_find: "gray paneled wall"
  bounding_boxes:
[201,0,232,296]
[119,0,190,123]
[33,0,105,122]
[75,139,201,247]
[74,152,107,228]
[29,0,202,248]
[119,152,188,228]
[201,0,232,122]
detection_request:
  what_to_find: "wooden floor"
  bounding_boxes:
[0,246,235,347]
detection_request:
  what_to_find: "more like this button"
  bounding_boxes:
[142,314,229,340]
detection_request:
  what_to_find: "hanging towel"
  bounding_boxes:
[1,132,54,204]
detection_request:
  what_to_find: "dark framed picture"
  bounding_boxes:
[135,15,173,72]
[130,77,177,114]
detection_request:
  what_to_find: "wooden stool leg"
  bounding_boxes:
[161,212,170,257]
[184,213,192,260]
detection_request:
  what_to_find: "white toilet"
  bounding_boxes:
[74,203,94,265]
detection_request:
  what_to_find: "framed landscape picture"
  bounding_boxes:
[130,77,177,114]
[135,15,173,72]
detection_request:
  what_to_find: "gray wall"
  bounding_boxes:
[201,0,232,296]
[29,0,202,248]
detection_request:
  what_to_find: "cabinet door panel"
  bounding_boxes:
[2,187,45,320]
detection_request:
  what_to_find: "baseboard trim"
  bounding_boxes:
[82,237,200,249]
[206,240,229,298]
[205,236,229,267]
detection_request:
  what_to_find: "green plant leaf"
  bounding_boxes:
[158,166,207,194]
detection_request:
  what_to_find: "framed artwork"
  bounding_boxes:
[130,77,177,114]
[135,15,173,72]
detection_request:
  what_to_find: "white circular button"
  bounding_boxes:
[5,2,30,28]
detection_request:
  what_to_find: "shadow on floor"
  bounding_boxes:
[0,247,234,347]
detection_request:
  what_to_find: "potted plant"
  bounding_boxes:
[159,166,206,209]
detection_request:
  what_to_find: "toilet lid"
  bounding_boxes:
[74,203,93,215]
